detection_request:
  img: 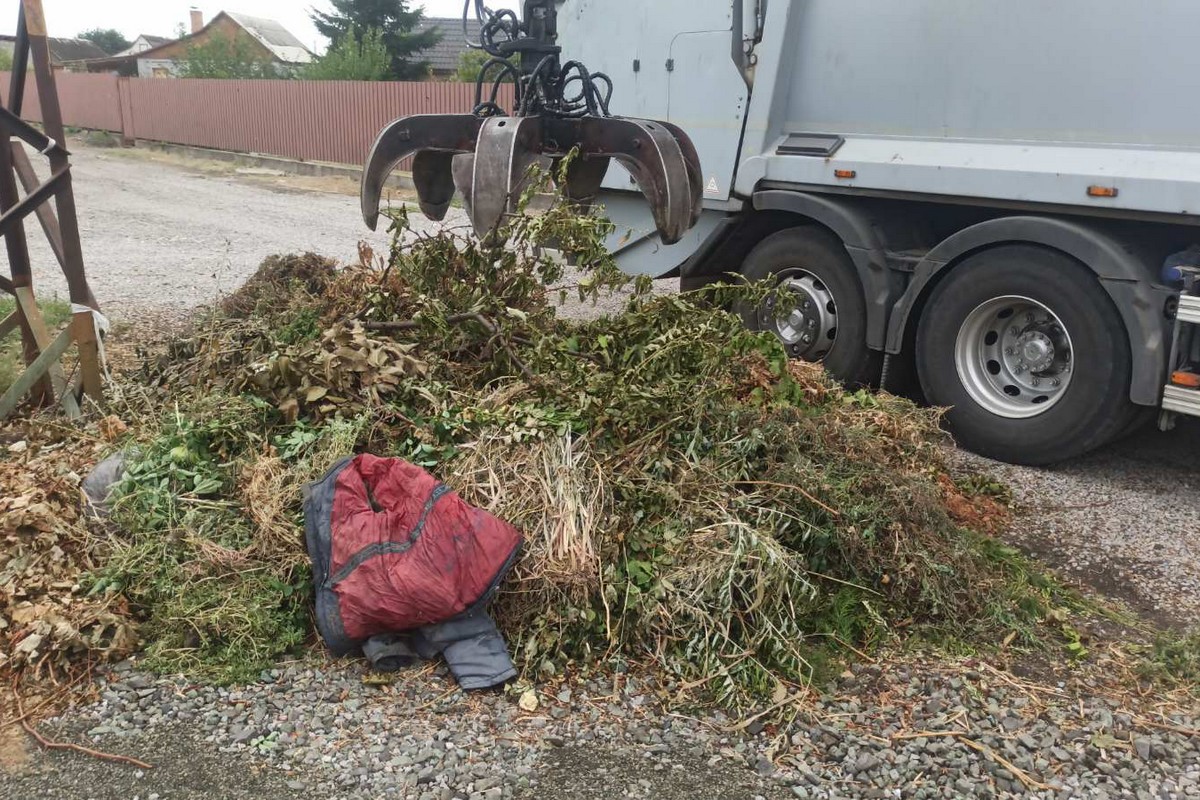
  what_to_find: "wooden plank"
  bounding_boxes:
[70,310,102,405]
[14,285,68,402]
[0,273,13,295]
[0,310,18,341]
[0,325,69,420]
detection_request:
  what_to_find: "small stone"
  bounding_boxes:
[1133,738,1152,760]
[853,753,880,774]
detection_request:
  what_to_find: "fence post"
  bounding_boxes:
[117,77,134,146]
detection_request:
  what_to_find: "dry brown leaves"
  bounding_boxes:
[938,473,1011,535]
[0,416,138,694]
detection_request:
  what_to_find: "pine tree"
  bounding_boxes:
[310,0,440,80]
[303,27,390,81]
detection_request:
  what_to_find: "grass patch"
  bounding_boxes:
[101,173,1079,703]
[0,296,72,395]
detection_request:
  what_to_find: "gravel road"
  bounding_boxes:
[3,142,1197,799]
[21,144,400,318]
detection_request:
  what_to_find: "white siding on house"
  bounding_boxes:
[138,59,181,79]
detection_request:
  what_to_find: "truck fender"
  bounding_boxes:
[885,216,1173,407]
[751,190,892,350]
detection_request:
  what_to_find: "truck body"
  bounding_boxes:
[558,0,1200,464]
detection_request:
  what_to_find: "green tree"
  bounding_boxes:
[454,48,517,83]
[302,26,390,81]
[0,49,12,72]
[179,33,281,79]
[78,28,132,56]
[310,0,439,80]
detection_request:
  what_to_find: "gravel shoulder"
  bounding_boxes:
[3,657,1196,800]
[3,141,1197,799]
[954,420,1200,629]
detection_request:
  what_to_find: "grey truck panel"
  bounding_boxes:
[736,0,1200,220]
[559,0,749,276]
[600,192,728,277]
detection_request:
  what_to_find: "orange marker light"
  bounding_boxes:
[834,169,857,179]
[1171,370,1200,389]
[1087,185,1119,198]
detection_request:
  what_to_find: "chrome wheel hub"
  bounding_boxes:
[760,271,838,361]
[955,295,1074,419]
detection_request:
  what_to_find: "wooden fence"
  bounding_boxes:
[1,73,513,166]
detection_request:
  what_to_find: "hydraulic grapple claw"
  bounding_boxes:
[361,113,703,245]
[361,0,703,245]
[360,114,484,230]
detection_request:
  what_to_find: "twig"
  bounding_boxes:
[361,313,535,381]
[956,735,1049,792]
[1135,718,1200,737]
[892,730,961,741]
[736,480,841,518]
[15,693,152,771]
[890,730,1048,792]
[724,690,810,732]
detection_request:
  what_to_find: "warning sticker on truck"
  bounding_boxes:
[705,177,720,195]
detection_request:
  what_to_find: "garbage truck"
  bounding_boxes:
[363,0,1200,466]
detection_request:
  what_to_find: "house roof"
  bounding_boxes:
[47,37,109,62]
[105,11,314,66]
[0,34,108,63]
[224,11,313,64]
[115,34,173,57]
[414,17,481,73]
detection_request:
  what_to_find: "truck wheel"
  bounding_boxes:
[736,227,878,385]
[916,245,1134,465]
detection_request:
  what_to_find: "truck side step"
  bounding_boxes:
[1160,288,1200,427]
[1162,384,1200,416]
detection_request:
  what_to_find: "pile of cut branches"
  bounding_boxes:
[96,176,1066,703]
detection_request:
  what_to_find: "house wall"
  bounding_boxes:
[138,59,180,79]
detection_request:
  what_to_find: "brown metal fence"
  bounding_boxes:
[1,72,125,133]
[1,73,514,167]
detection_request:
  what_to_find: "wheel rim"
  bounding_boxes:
[954,295,1074,419]
[758,270,838,360]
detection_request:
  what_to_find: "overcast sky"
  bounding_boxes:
[0,1,521,54]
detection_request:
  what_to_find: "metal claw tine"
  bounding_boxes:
[459,117,544,238]
[656,120,705,229]
[548,117,702,245]
[411,152,458,221]
[360,114,485,230]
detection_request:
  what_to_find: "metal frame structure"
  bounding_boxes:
[0,0,101,420]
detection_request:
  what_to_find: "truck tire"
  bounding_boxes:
[915,245,1134,465]
[736,227,878,385]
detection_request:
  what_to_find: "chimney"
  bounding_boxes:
[190,7,204,34]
